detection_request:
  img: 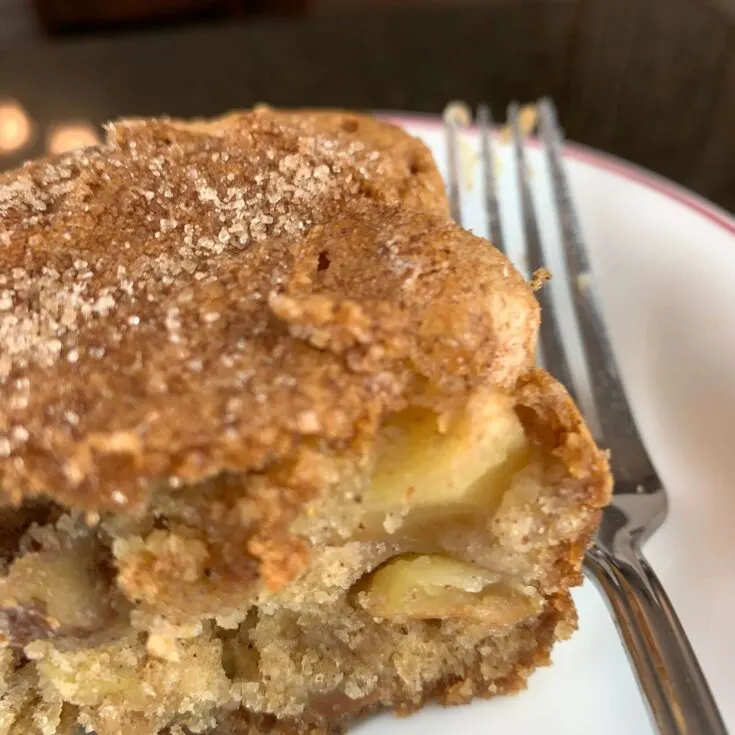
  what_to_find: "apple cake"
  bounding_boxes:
[0,107,611,735]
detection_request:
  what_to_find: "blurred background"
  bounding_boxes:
[0,0,733,212]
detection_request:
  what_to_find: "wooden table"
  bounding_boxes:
[1,0,733,212]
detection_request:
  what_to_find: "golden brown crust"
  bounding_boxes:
[0,110,536,516]
[516,369,611,509]
[510,369,612,591]
[237,107,450,217]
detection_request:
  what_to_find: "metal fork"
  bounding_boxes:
[444,99,728,735]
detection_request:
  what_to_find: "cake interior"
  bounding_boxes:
[0,388,584,735]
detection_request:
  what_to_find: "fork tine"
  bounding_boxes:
[508,101,577,400]
[537,99,654,481]
[443,102,465,226]
[477,104,505,254]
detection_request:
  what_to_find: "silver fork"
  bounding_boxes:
[444,99,728,735]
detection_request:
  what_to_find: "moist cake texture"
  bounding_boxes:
[0,107,611,734]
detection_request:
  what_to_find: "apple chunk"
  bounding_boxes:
[367,391,528,516]
[358,554,541,626]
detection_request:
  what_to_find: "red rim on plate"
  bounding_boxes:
[384,113,735,237]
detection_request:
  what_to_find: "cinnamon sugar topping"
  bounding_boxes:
[0,108,536,516]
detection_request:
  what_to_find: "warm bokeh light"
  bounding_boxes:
[47,122,101,154]
[0,101,32,154]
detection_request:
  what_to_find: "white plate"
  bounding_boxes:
[354,115,735,735]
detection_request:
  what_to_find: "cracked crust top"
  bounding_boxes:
[0,108,538,515]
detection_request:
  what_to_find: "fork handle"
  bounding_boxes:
[586,544,728,735]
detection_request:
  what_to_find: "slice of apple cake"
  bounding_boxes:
[0,108,611,735]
